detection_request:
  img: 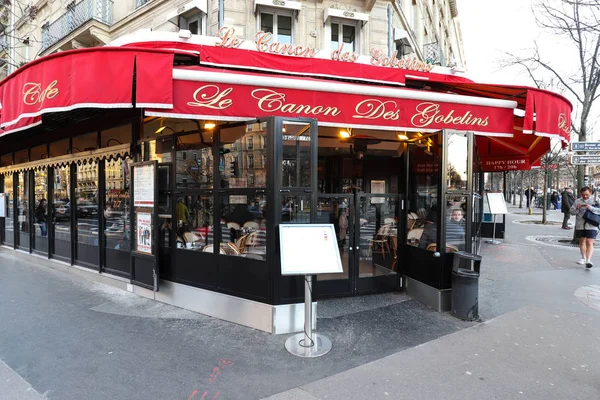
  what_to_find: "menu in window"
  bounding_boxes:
[137,212,152,254]
[134,164,154,207]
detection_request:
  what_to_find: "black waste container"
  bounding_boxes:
[451,251,482,321]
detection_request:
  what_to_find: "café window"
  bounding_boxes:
[220,194,267,260]
[176,132,214,190]
[220,124,267,189]
[259,10,293,44]
[31,145,48,161]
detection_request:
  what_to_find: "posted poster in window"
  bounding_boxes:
[134,164,154,207]
[370,180,386,204]
[137,212,152,254]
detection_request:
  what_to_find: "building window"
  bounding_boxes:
[179,11,205,35]
[330,22,356,53]
[260,11,292,44]
[136,0,151,8]
[247,137,253,150]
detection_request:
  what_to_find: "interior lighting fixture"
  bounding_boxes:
[396,132,409,141]
[204,121,216,130]
[339,129,351,138]
[282,124,287,133]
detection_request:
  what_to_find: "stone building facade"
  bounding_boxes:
[1,0,466,79]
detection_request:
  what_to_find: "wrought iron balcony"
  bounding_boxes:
[424,42,446,66]
[41,0,113,53]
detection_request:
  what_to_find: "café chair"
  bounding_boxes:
[243,221,260,230]
[235,234,249,253]
[367,224,391,258]
[384,217,396,225]
[407,215,416,230]
[426,243,459,253]
[184,232,203,244]
[227,222,241,231]
[407,228,424,246]
[202,244,226,254]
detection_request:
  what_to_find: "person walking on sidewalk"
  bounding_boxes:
[570,186,599,268]
[561,187,575,229]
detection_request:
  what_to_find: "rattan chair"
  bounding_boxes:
[367,224,392,258]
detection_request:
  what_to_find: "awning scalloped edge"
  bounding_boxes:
[0,144,131,175]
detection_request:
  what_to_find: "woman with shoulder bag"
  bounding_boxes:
[570,186,600,268]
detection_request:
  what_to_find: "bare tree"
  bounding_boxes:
[503,0,600,189]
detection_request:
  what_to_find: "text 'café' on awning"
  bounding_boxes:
[0,28,572,333]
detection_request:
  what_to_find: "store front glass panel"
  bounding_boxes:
[220,125,267,189]
[177,194,214,251]
[16,172,30,249]
[447,131,469,192]
[407,136,440,252]
[220,193,267,260]
[104,158,131,274]
[282,122,311,188]
[76,162,99,266]
[280,194,311,224]
[3,174,14,245]
[32,169,49,253]
[444,194,467,252]
[141,137,173,163]
[176,132,213,190]
[52,166,71,259]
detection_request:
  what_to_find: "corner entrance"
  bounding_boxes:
[315,127,405,297]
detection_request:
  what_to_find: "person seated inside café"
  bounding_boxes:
[449,208,466,229]
[419,208,466,251]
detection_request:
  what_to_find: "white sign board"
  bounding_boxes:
[133,164,155,207]
[485,192,508,215]
[279,224,343,275]
[0,193,7,218]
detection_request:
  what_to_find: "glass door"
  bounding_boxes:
[3,174,14,246]
[355,194,402,293]
[32,169,49,254]
[51,165,71,261]
[16,172,30,251]
[315,194,354,296]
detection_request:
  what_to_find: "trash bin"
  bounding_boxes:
[451,251,482,321]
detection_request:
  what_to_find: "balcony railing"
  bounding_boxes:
[136,0,152,8]
[424,42,446,66]
[41,0,113,53]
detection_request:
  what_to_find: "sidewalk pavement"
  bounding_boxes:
[1,205,599,400]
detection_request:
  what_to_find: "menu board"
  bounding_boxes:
[486,192,508,215]
[279,224,343,275]
[133,164,154,207]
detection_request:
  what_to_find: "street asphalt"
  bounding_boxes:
[1,204,599,399]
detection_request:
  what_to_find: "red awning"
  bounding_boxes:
[405,79,573,143]
[146,66,517,136]
[0,47,179,135]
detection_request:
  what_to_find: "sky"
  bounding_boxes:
[457,0,597,139]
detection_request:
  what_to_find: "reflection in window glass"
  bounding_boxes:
[447,132,468,191]
[445,195,467,251]
[277,15,292,44]
[72,132,98,153]
[220,194,267,260]
[33,169,49,252]
[177,133,213,189]
[52,166,71,258]
[220,124,267,189]
[3,174,14,245]
[281,194,311,224]
[17,172,30,249]
[76,162,99,264]
[142,138,173,163]
[104,158,131,251]
[407,136,440,251]
[177,194,214,251]
[260,12,273,33]
[282,122,311,188]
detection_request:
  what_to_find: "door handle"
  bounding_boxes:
[349,247,353,250]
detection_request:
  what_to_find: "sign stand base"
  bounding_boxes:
[485,218,501,245]
[284,275,333,358]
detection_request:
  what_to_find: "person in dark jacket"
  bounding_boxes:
[35,198,48,237]
[561,187,575,229]
[550,191,559,210]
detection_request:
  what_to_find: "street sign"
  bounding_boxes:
[570,155,600,165]
[571,142,600,151]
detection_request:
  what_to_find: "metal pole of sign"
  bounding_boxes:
[486,214,501,245]
[284,275,333,358]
